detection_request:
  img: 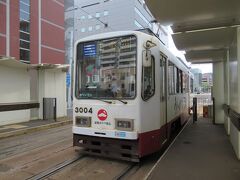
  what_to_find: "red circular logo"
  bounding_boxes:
[97,109,108,121]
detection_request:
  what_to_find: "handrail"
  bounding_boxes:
[223,104,230,116]
[0,102,39,112]
[223,104,240,131]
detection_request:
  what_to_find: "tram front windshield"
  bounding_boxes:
[76,35,137,99]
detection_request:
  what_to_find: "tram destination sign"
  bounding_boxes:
[83,43,96,57]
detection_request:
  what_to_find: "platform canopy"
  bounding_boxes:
[145,0,240,63]
[30,64,69,72]
[0,56,30,69]
[0,57,69,71]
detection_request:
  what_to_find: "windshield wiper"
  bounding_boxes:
[85,97,112,104]
[113,98,128,104]
[98,98,112,104]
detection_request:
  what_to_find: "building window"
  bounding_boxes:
[20,10,30,22]
[88,26,93,31]
[88,15,92,19]
[95,12,100,18]
[20,21,30,32]
[80,15,85,20]
[134,20,143,29]
[20,2,30,13]
[20,31,30,41]
[21,0,30,4]
[134,7,152,28]
[81,28,86,32]
[19,0,30,62]
[103,10,109,16]
[138,0,143,4]
[96,25,101,30]
[20,40,30,49]
[20,49,30,61]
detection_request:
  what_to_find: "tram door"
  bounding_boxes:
[160,53,168,142]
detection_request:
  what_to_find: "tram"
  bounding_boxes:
[73,29,191,161]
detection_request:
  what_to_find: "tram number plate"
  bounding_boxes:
[75,107,93,114]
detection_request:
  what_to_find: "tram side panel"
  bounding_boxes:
[138,46,164,157]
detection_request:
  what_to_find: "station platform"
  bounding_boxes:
[0,117,72,139]
[146,118,240,180]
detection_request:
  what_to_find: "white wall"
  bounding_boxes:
[0,65,30,125]
[30,70,39,120]
[228,27,240,159]
[230,121,240,159]
[38,69,67,119]
[212,62,225,124]
[224,50,230,134]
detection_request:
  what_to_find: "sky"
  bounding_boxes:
[190,64,213,73]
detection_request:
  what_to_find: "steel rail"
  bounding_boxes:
[25,155,86,180]
[113,162,139,180]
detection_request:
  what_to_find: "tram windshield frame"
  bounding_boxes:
[75,35,137,100]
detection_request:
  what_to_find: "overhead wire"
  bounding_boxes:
[73,3,115,31]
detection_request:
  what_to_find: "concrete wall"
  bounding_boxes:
[38,69,67,119]
[224,50,230,134]
[229,29,239,112]
[0,60,67,126]
[228,27,240,159]
[230,121,240,159]
[30,70,39,120]
[212,62,225,124]
[0,65,30,125]
[238,28,240,113]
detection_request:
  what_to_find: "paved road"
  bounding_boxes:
[0,125,159,180]
[0,125,72,160]
[0,124,164,180]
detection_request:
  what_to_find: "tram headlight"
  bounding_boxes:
[115,119,134,131]
[75,116,91,127]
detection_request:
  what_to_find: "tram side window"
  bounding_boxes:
[183,72,189,93]
[178,69,183,93]
[175,67,179,93]
[176,68,183,93]
[190,78,194,93]
[142,56,155,100]
[168,61,175,95]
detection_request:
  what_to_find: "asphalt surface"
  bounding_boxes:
[147,118,240,180]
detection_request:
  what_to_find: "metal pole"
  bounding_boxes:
[193,97,197,123]
[212,97,216,124]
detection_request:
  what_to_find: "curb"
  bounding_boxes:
[144,120,190,180]
[0,120,72,140]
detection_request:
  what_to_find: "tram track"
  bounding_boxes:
[113,162,140,180]
[0,125,72,161]
[25,121,187,180]
[25,155,86,180]
[0,120,189,180]
[113,120,190,180]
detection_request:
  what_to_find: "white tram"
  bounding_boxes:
[73,30,191,161]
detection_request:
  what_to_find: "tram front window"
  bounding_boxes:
[76,35,137,99]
